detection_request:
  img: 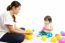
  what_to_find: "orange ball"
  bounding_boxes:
[25,35,33,40]
[55,34,61,40]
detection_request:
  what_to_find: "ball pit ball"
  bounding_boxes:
[25,35,33,40]
[41,35,47,41]
[51,37,57,43]
[61,31,65,36]
[26,29,33,33]
[59,38,65,43]
[55,34,61,40]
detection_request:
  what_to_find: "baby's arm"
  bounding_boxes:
[46,25,53,31]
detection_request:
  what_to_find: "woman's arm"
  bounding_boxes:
[6,25,32,35]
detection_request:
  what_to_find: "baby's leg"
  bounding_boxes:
[38,31,46,36]
[46,32,52,38]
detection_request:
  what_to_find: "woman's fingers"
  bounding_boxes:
[25,32,33,35]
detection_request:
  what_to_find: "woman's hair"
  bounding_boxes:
[7,1,21,11]
[7,1,21,22]
[44,15,52,23]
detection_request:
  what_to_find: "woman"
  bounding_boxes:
[0,1,32,43]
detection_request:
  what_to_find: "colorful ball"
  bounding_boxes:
[61,31,65,36]
[25,35,33,40]
[32,29,34,32]
[51,37,57,43]
[55,34,61,40]
[26,29,33,33]
[59,38,65,43]
[41,35,47,41]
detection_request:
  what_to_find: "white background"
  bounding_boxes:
[0,0,65,42]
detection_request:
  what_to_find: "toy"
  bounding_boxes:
[41,35,47,41]
[59,38,65,43]
[55,34,61,40]
[61,31,65,36]
[25,35,33,40]
[51,37,57,43]
[26,29,33,33]
[25,29,34,40]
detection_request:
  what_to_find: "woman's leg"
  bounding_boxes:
[20,27,25,30]
[0,33,25,43]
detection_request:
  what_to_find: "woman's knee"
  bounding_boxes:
[16,34,25,42]
[20,27,25,30]
[9,33,25,42]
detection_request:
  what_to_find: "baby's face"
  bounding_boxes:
[44,19,49,24]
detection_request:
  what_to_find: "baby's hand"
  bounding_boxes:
[46,29,53,31]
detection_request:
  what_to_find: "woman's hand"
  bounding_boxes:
[24,32,33,35]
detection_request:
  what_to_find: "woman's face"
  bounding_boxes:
[12,6,21,15]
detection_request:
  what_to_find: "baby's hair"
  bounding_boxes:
[44,15,52,23]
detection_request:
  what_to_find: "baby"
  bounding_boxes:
[38,15,53,37]
[42,15,53,32]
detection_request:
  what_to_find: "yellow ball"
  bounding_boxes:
[41,35,47,41]
[55,34,61,40]
[52,42,56,43]
[25,35,33,40]
[26,29,33,33]
[51,37,57,42]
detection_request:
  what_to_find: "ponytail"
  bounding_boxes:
[7,5,12,11]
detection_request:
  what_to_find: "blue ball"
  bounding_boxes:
[32,29,34,32]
